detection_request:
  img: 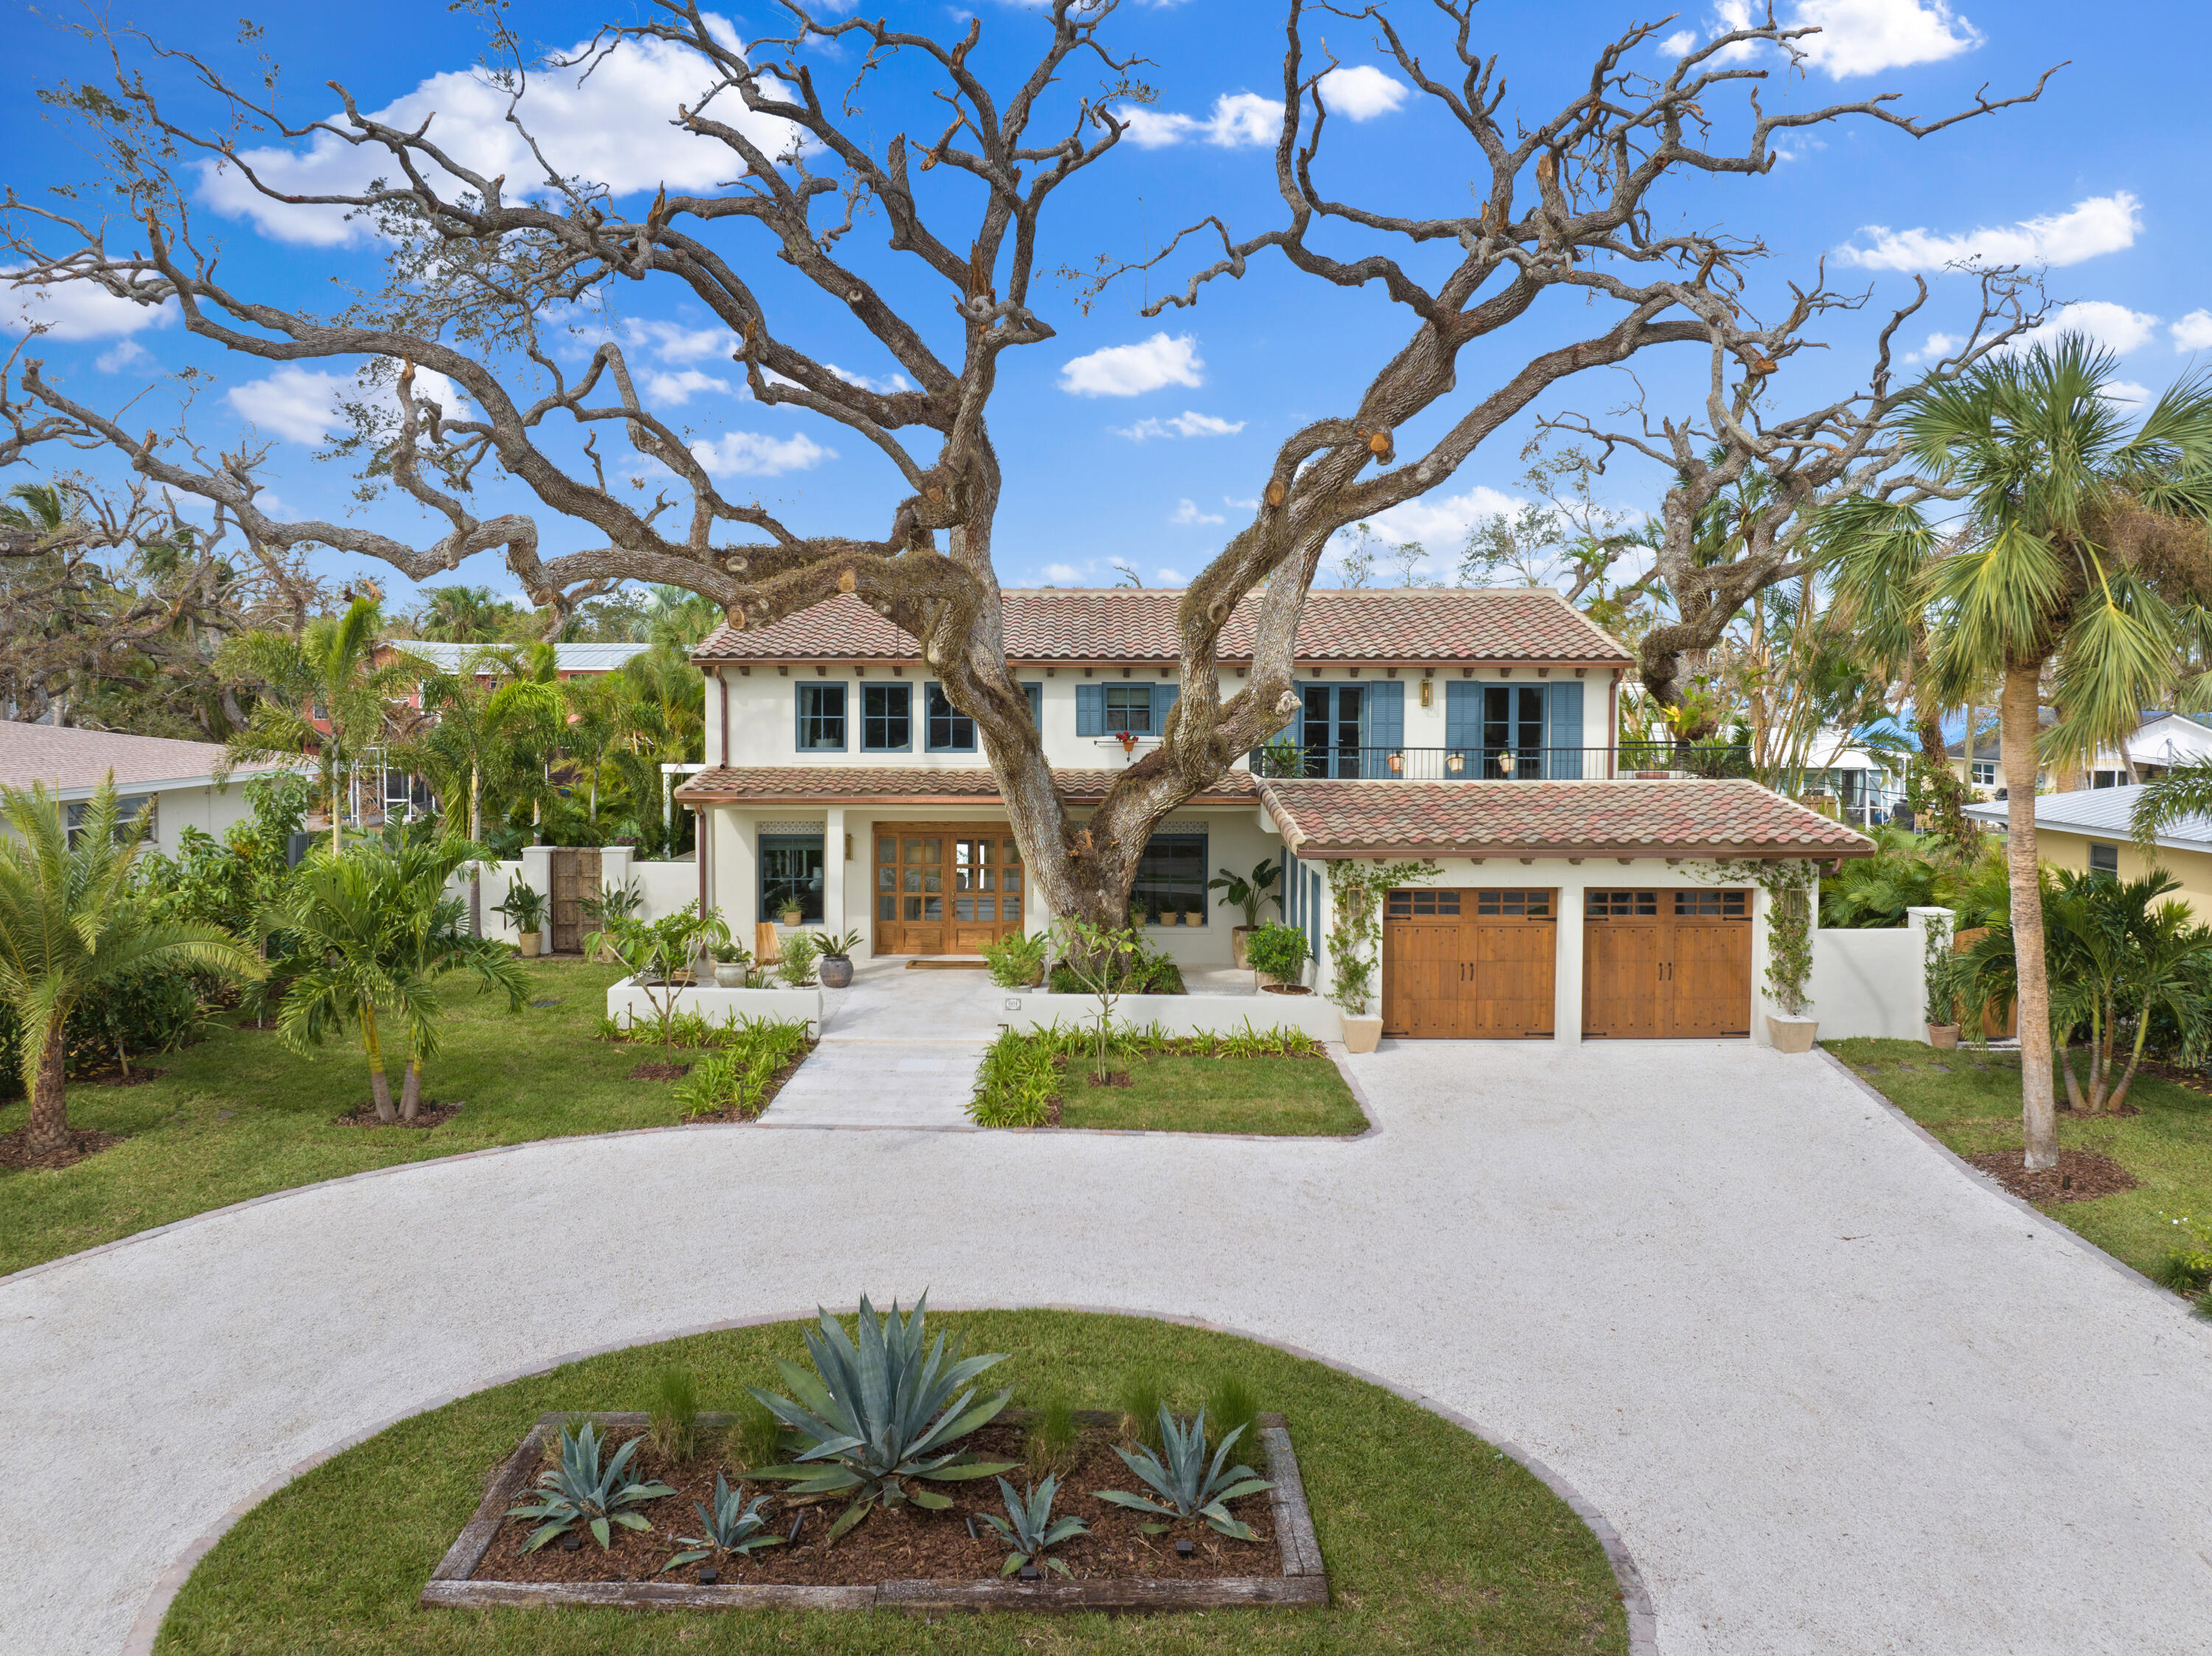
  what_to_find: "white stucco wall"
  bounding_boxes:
[1802,909,1946,1043]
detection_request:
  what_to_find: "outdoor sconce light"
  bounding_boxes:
[1419,678,1433,707]
[1388,751,1404,773]
[697,1565,720,1585]
[1497,751,1518,776]
[1445,751,1465,774]
[1175,1539,1196,1559]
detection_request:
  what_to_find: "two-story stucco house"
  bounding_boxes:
[675,588,1867,1045]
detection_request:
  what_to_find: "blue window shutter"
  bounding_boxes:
[1366,681,1403,778]
[1077,683,1105,737]
[1546,681,1584,778]
[1445,681,1480,752]
[1291,681,1310,747]
[1156,682,1179,734]
[1024,682,1043,729]
[793,683,804,751]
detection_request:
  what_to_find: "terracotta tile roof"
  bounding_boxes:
[1259,779,1874,859]
[692,588,1628,666]
[675,765,1260,806]
[0,721,296,794]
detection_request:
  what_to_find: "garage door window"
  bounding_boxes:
[1586,890,1658,918]
[1387,889,1461,916]
[1475,890,1551,917]
[1674,891,1748,918]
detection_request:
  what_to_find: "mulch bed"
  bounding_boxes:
[1260,984,1313,996]
[1966,1147,2139,1205]
[331,1100,465,1130]
[1085,1071,1134,1088]
[476,1419,1275,1588]
[78,1066,167,1087]
[630,1061,693,1082]
[2138,1058,2212,1100]
[0,1126,128,1170]
[2056,1099,2142,1119]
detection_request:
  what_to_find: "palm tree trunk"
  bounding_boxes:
[2058,1043,2086,1112]
[400,1053,422,1121]
[2108,1003,2154,1113]
[361,1000,396,1122]
[469,766,483,936]
[2003,664,2059,1169]
[25,1015,71,1152]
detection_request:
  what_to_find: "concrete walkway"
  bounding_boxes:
[759,956,1001,1129]
[6,1043,2212,1655]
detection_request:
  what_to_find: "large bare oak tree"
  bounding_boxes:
[1,0,2052,928]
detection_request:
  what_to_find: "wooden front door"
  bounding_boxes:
[1582,888,1752,1038]
[548,847,600,955]
[873,825,1027,956]
[1380,888,1557,1039]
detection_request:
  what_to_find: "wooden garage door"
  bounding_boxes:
[1582,888,1752,1038]
[1381,888,1557,1039]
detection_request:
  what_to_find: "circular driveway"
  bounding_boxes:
[4,1041,2211,1655]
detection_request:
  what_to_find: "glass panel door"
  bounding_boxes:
[1481,685,1545,779]
[1301,685,1366,778]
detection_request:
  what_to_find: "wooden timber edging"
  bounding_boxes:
[421,1408,1328,1614]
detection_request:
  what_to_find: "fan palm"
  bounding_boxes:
[1826,336,2212,1169]
[0,780,262,1152]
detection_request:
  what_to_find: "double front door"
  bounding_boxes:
[874,824,1026,956]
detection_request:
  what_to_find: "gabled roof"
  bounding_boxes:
[0,722,298,796]
[1259,778,1872,860]
[692,588,1630,667]
[1964,783,2212,853]
[674,765,1260,807]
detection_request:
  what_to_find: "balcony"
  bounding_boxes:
[1249,744,1756,782]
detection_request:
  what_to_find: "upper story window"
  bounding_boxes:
[1077,681,1177,738]
[862,683,911,751]
[925,683,975,751]
[2090,842,2120,878]
[1105,683,1153,735]
[1969,759,1997,786]
[796,683,847,751]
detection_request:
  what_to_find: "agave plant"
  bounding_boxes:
[746,1293,1017,1541]
[660,1474,785,1573]
[507,1422,676,1551]
[981,1474,1088,1577]
[1094,1406,1273,1540]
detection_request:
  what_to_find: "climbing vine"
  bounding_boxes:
[1323,859,1441,1015]
[1686,857,1819,1017]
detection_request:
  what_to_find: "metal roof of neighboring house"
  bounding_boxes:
[673,765,1260,807]
[1938,706,2212,762]
[1259,778,1874,860]
[692,588,1631,667]
[0,722,299,796]
[1964,784,2212,853]
[388,641,650,672]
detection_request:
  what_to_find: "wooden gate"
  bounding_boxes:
[1582,888,1752,1038]
[873,824,1026,955]
[548,847,600,956]
[1380,888,1557,1038]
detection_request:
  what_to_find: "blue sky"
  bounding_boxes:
[6,0,2211,607]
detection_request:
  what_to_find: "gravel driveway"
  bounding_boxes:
[4,1040,2210,1655]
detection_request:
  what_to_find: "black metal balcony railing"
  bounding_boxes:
[1248,745,1757,782]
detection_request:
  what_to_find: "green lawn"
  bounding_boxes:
[0,959,699,1278]
[1830,1037,2212,1286]
[155,1310,1627,1656]
[1057,1053,1368,1135]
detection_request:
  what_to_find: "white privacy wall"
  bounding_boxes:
[449,846,702,944]
[1801,907,1947,1042]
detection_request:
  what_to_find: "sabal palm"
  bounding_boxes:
[0,781,261,1150]
[1827,335,2212,1169]
[220,596,409,855]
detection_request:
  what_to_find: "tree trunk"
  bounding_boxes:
[1913,704,1975,856]
[361,1001,396,1122]
[24,1015,71,1152]
[2002,664,2058,1170]
[400,1054,422,1121]
[470,768,483,936]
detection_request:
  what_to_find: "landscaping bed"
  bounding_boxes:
[155,1309,1628,1655]
[970,1026,1367,1135]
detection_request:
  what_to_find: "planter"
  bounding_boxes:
[818,954,854,989]
[1766,1014,1819,1054]
[713,962,748,989]
[1231,927,1251,967]
[517,931,540,959]
[1183,911,1202,928]
[1926,1023,1961,1049]
[779,909,804,928]
[1340,1014,1382,1054]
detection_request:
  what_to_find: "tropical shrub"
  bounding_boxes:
[672,1016,811,1120]
[982,1475,1088,1576]
[0,962,211,1099]
[660,1475,783,1572]
[506,1422,675,1552]
[1207,858,1283,930]
[776,930,821,987]
[968,1026,1062,1127]
[1245,922,1310,982]
[1093,1405,1273,1540]
[982,930,1047,988]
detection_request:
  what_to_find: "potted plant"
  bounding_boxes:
[1127,900,1147,930]
[1208,858,1282,967]
[712,942,751,989]
[1923,919,1962,1048]
[982,930,1048,989]
[1246,922,1310,993]
[778,900,804,928]
[816,928,863,989]
[1321,859,1435,1054]
[579,878,644,964]
[493,880,549,958]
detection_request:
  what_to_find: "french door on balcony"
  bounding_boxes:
[1301,684,1366,778]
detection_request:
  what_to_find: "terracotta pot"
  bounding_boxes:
[1927,1023,1961,1049]
[1340,1014,1382,1054]
[1766,1014,1819,1054]
[819,954,854,989]
[1231,927,1251,968]
[714,962,747,989]
[517,931,540,959]
[1255,969,1279,989]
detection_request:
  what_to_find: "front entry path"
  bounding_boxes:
[759,956,1001,1128]
[6,1043,2212,1655]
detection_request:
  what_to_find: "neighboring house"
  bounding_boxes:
[1964,784,2212,922]
[676,589,1869,1046]
[0,722,304,855]
[378,640,652,693]
[1947,709,2212,799]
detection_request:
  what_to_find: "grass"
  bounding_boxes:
[0,959,702,1278]
[154,1310,1627,1656]
[1829,1037,2212,1285]
[1057,1052,1368,1135]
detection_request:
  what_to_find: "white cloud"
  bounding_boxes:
[2101,380,2151,408]
[225,363,471,444]
[827,363,914,394]
[199,18,801,246]
[1837,192,2140,271]
[632,319,728,364]
[1059,332,1204,397]
[0,270,175,342]
[2171,311,2212,352]
[1317,66,1411,120]
[1119,70,1407,149]
[1224,495,1259,511]
[1357,484,1523,554]
[644,368,731,405]
[1792,0,1983,79]
[1902,330,1964,365]
[251,490,291,519]
[1114,410,1245,441]
[1155,567,1187,585]
[2015,300,2160,358]
[1042,563,1085,583]
[687,430,834,478]
[1169,498,1226,526]
[96,339,152,372]
[1658,29,1698,55]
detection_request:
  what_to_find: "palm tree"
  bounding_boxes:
[1829,336,2212,1170]
[259,832,527,1121]
[411,585,524,643]
[2132,757,2212,843]
[220,596,411,855]
[0,780,262,1152]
